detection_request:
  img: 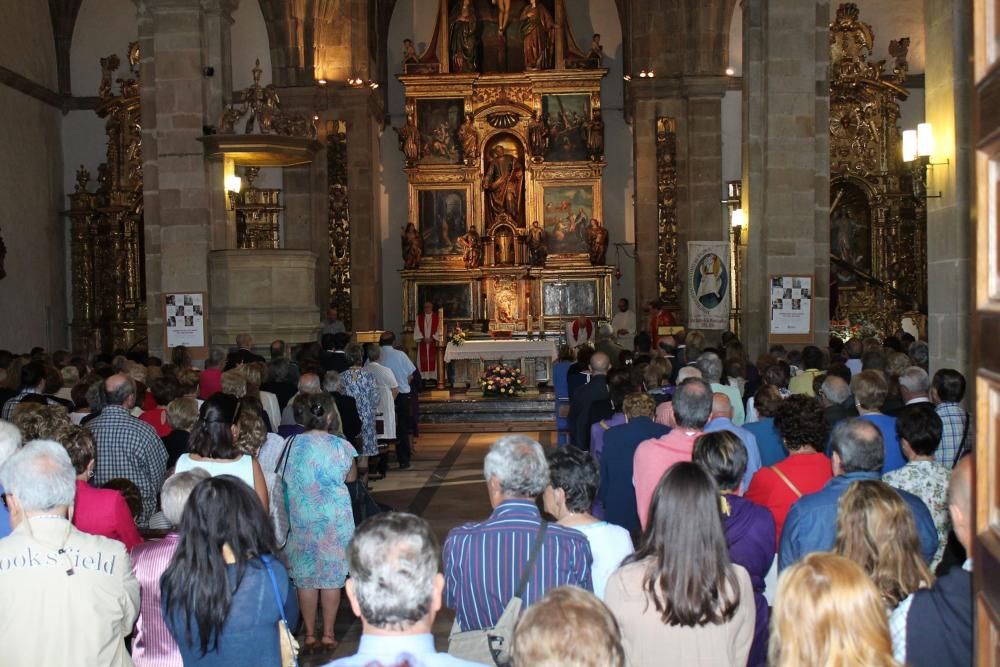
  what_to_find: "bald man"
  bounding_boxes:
[85,374,168,527]
[568,352,611,451]
[703,393,762,490]
[890,456,973,665]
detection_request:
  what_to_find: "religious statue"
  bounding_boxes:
[75,165,91,193]
[484,145,524,228]
[889,37,910,81]
[493,0,512,35]
[521,0,555,70]
[458,113,479,165]
[527,220,549,267]
[401,222,424,269]
[586,109,605,160]
[402,38,419,65]
[99,54,120,99]
[586,218,608,265]
[396,109,421,165]
[458,226,483,269]
[241,59,280,134]
[527,111,548,160]
[449,0,479,73]
[587,34,604,68]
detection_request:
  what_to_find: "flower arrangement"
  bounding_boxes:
[450,325,467,346]
[830,317,880,342]
[480,363,527,397]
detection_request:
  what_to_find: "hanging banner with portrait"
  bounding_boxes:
[687,242,730,330]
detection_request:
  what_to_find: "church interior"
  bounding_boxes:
[1,0,999,663]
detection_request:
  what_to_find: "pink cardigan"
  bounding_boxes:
[73,480,144,551]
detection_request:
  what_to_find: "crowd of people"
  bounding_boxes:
[0,327,977,667]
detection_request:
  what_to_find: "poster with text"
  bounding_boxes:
[687,242,730,330]
[165,293,205,348]
[769,276,813,335]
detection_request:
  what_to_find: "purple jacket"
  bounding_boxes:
[723,495,776,667]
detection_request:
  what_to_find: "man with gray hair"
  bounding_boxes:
[330,512,481,666]
[898,366,931,406]
[634,377,713,529]
[224,333,265,370]
[443,435,593,632]
[0,440,139,666]
[595,322,625,369]
[280,371,322,426]
[568,351,611,450]
[818,374,858,427]
[695,351,746,425]
[130,468,210,664]
[779,418,938,570]
[86,374,167,527]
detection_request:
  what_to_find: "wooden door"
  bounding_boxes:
[974,0,1000,662]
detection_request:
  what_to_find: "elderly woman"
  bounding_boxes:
[543,447,633,599]
[363,342,398,443]
[339,342,380,478]
[513,587,625,667]
[131,469,210,667]
[286,392,358,653]
[852,369,904,474]
[693,430,776,667]
[242,362,280,433]
[59,425,144,551]
[162,396,199,468]
[321,371,362,452]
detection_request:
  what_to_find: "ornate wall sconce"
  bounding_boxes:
[723,180,744,336]
[225,174,242,210]
[902,122,946,198]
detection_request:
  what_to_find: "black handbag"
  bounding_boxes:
[347,479,388,526]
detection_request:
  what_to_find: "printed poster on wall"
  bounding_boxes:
[769,276,813,335]
[165,293,205,348]
[687,241,730,330]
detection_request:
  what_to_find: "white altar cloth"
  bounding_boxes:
[444,339,558,363]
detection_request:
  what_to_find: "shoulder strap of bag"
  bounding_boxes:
[770,465,802,498]
[275,435,295,476]
[261,555,298,667]
[514,522,548,600]
[954,412,972,468]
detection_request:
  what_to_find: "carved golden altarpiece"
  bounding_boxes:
[829,4,927,338]
[397,0,613,350]
[66,44,146,354]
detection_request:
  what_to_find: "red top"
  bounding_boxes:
[142,391,157,412]
[73,480,143,550]
[744,451,833,546]
[140,407,172,437]
[199,367,223,399]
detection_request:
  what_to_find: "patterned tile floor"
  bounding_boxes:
[300,428,555,665]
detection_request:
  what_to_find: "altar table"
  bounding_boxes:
[444,339,558,387]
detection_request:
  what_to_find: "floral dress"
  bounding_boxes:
[340,366,380,456]
[283,432,356,589]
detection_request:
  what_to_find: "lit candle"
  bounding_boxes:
[438,307,445,338]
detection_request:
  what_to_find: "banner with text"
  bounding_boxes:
[687,241,730,330]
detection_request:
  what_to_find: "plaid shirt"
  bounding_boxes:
[86,405,168,527]
[1,390,37,420]
[935,402,973,469]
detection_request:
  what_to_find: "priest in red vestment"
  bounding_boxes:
[413,301,442,380]
[648,301,677,347]
[565,314,595,349]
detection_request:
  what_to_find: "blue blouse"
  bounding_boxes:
[164,557,298,667]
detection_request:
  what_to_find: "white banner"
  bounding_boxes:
[165,293,206,348]
[687,241,730,330]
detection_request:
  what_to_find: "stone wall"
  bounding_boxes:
[0,2,67,351]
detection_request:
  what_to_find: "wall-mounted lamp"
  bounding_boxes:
[725,67,736,77]
[624,69,655,81]
[902,122,947,198]
[225,174,242,210]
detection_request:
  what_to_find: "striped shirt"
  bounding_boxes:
[443,500,593,631]
[131,533,182,667]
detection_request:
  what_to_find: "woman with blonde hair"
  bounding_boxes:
[512,586,625,667]
[833,480,933,610]
[770,552,900,667]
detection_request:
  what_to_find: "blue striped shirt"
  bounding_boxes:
[443,500,593,631]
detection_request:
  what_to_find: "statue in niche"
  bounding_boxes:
[397,108,422,165]
[493,0,513,35]
[520,0,555,70]
[586,218,609,265]
[449,0,479,73]
[75,165,91,193]
[402,39,419,65]
[586,109,605,160]
[458,113,479,164]
[458,226,484,269]
[401,222,424,269]
[494,226,516,266]
[586,34,604,68]
[527,111,548,160]
[484,145,524,228]
[528,220,549,267]
[99,54,119,99]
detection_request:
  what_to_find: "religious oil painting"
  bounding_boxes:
[830,180,872,288]
[543,280,597,317]
[542,185,594,254]
[541,94,591,162]
[418,189,467,256]
[417,98,465,165]
[417,283,473,319]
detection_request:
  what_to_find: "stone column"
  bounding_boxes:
[742,0,831,356]
[138,0,233,357]
[924,0,973,375]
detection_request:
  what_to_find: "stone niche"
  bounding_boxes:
[208,250,318,348]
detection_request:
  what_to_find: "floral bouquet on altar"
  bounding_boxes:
[480,363,527,397]
[450,325,467,346]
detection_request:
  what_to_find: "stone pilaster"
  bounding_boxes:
[742,0,831,356]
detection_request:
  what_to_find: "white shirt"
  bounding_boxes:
[572,521,635,600]
[611,310,636,350]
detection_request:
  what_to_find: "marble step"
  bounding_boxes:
[418,393,558,424]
